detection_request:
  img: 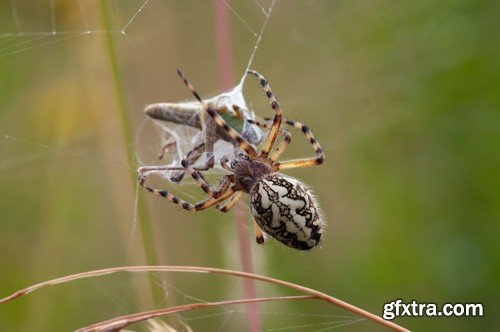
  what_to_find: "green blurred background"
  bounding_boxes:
[0,1,498,331]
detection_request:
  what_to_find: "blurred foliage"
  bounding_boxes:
[0,0,498,331]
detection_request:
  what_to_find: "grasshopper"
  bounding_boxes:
[144,89,264,182]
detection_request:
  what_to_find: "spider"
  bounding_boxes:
[138,70,325,250]
[143,89,263,182]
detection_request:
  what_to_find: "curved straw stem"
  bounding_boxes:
[0,265,409,331]
[77,295,317,331]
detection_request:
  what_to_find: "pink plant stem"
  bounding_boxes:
[214,1,262,331]
[215,0,235,91]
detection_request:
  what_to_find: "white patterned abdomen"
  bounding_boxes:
[250,173,323,250]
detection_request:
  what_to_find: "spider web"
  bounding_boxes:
[0,1,371,331]
[0,1,148,57]
[144,272,365,332]
[134,1,276,185]
[70,271,365,331]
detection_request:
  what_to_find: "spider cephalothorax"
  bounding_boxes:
[138,69,325,250]
[231,154,273,192]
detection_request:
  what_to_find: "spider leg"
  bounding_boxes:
[273,119,325,170]
[246,118,269,129]
[247,70,283,158]
[168,142,205,183]
[269,130,292,161]
[247,119,291,161]
[137,163,209,183]
[253,219,266,245]
[181,162,235,198]
[216,192,266,245]
[190,104,242,171]
[140,179,236,211]
[216,191,243,212]
[177,69,258,158]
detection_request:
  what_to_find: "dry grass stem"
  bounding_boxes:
[0,265,409,331]
[77,295,316,331]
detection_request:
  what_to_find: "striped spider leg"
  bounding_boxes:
[247,117,323,166]
[139,70,325,250]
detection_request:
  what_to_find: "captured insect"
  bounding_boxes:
[142,85,263,182]
[138,70,325,250]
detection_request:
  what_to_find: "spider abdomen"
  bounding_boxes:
[250,173,323,250]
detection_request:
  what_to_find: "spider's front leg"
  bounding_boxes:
[247,70,283,158]
[247,119,292,162]
[273,119,325,170]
